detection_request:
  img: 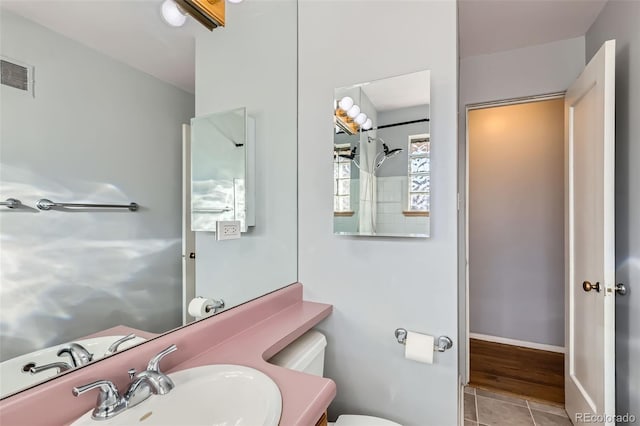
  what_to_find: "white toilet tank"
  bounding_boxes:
[269,330,327,376]
[270,330,403,426]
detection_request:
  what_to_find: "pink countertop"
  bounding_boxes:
[0,283,335,426]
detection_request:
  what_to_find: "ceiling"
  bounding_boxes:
[1,0,208,93]
[362,71,431,112]
[458,0,608,58]
[2,1,609,93]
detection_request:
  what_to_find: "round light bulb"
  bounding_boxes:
[355,113,367,125]
[338,96,354,111]
[161,0,187,27]
[347,105,360,119]
[362,118,373,130]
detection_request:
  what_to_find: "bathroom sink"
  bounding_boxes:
[0,335,146,398]
[71,364,282,426]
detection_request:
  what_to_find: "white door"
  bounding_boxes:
[565,40,616,425]
[182,124,196,325]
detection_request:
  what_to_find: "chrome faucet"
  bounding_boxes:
[29,361,73,375]
[72,344,177,420]
[72,380,127,420]
[124,344,177,408]
[58,343,93,367]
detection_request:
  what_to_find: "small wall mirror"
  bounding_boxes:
[333,70,431,238]
[191,107,255,232]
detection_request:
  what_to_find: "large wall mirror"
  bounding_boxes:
[0,0,297,399]
[333,70,431,238]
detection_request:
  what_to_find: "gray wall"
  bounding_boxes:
[586,1,640,418]
[299,1,458,425]
[0,11,194,360]
[458,37,585,366]
[193,0,298,309]
[468,99,565,347]
[376,105,430,178]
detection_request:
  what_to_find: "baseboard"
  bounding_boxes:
[469,333,565,353]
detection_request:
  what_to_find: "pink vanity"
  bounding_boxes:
[0,283,335,425]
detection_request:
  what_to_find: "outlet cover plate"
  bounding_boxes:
[216,220,241,240]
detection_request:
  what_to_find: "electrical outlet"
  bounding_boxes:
[216,220,241,240]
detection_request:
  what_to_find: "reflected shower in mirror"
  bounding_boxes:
[333,70,431,237]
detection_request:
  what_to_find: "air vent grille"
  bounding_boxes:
[1,58,33,94]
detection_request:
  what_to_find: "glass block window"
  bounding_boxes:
[408,135,430,211]
[334,150,351,212]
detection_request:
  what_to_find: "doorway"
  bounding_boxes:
[465,95,566,406]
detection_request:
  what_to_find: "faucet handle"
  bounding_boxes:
[72,380,127,420]
[104,334,137,357]
[29,361,73,375]
[147,344,177,373]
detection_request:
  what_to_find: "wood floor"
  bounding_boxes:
[469,338,565,406]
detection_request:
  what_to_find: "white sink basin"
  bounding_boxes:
[0,335,146,398]
[71,364,282,426]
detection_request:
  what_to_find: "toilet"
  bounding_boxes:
[269,330,402,426]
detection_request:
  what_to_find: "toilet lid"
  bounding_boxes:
[335,415,402,426]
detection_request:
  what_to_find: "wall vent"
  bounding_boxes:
[1,57,34,96]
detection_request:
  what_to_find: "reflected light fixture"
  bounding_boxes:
[161,0,187,27]
[355,113,367,125]
[339,96,354,111]
[335,96,372,135]
[228,0,244,3]
[346,105,361,119]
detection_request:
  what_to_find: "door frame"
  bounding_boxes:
[460,92,566,384]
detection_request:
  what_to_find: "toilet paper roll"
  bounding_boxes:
[188,297,213,319]
[404,331,434,364]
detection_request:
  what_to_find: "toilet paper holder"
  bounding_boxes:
[394,328,453,352]
[204,298,225,314]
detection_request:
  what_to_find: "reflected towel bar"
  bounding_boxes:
[1,198,22,208]
[36,199,138,211]
[192,207,233,213]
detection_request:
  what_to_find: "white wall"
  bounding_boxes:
[194,0,297,308]
[468,99,565,347]
[586,0,640,419]
[458,37,585,367]
[299,1,458,425]
[0,11,194,360]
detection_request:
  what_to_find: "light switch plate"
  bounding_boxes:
[216,220,241,240]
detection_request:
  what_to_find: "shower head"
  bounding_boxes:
[386,148,403,158]
[375,143,403,169]
[338,146,357,160]
[382,143,403,158]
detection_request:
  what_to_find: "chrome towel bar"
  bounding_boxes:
[394,328,453,352]
[36,199,138,211]
[1,198,22,208]
[192,207,233,213]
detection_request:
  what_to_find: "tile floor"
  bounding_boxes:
[464,386,572,426]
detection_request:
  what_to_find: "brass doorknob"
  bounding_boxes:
[583,281,601,293]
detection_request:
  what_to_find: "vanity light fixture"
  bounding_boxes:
[161,0,230,31]
[338,96,354,111]
[161,0,188,27]
[335,96,369,135]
